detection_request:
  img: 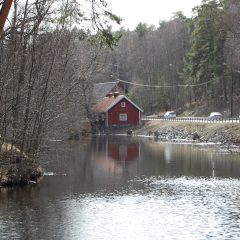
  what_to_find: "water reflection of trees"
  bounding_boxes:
[40,139,240,190]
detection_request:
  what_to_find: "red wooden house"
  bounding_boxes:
[91,93,143,128]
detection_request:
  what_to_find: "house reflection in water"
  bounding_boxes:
[91,137,140,177]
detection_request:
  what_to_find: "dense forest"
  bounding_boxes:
[0,0,240,156]
[106,0,240,116]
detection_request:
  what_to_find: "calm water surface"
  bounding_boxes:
[1,136,240,240]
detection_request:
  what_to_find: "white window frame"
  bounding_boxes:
[121,102,126,108]
[119,113,127,121]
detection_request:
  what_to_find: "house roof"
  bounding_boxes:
[91,95,143,113]
[93,81,120,102]
[93,80,129,102]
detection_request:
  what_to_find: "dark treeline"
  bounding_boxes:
[0,0,239,156]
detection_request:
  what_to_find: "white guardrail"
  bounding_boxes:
[142,116,240,123]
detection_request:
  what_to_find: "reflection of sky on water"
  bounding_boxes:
[62,177,240,240]
[1,137,240,240]
[164,144,172,164]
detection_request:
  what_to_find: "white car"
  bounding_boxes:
[164,111,176,119]
[208,112,223,120]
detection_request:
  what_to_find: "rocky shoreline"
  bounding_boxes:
[0,150,43,187]
[130,121,240,151]
[146,126,234,143]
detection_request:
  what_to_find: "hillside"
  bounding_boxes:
[179,99,240,118]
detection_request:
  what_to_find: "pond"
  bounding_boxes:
[1,136,240,240]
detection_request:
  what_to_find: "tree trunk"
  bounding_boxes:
[0,0,14,35]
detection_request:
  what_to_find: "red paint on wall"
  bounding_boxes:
[108,99,140,126]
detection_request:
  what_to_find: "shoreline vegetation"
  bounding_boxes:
[0,143,43,187]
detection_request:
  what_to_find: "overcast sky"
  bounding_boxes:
[107,0,203,30]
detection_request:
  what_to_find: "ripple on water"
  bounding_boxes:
[56,177,240,240]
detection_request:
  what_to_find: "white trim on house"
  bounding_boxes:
[106,111,108,127]
[106,95,144,113]
[121,102,126,107]
[139,110,141,124]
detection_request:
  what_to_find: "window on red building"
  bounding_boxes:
[119,113,127,121]
[121,102,126,107]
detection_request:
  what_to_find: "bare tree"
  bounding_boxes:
[0,0,121,156]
